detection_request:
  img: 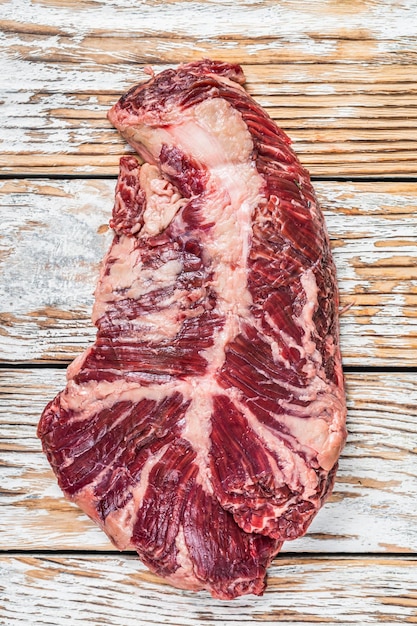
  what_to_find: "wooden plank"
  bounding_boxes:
[1,368,416,554]
[1,0,415,48]
[1,0,416,176]
[1,62,416,177]
[1,179,416,366]
[1,554,417,624]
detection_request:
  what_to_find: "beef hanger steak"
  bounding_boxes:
[38,59,347,599]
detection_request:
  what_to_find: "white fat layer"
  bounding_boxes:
[167,526,199,588]
[172,98,254,169]
[92,236,139,324]
[230,392,319,501]
[139,163,187,236]
[121,124,172,161]
[298,268,323,365]
[91,234,185,337]
[103,445,169,550]
[251,267,346,472]
[263,268,322,368]
[69,443,170,552]
[61,378,176,415]
[181,389,214,489]
[102,497,136,550]
[292,268,346,469]
[161,98,264,477]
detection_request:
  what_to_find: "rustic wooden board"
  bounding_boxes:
[1,368,416,554]
[1,1,416,622]
[1,554,417,625]
[1,180,416,366]
[1,0,417,176]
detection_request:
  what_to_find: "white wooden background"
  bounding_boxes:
[1,1,417,624]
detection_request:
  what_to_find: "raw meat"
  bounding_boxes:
[38,59,347,599]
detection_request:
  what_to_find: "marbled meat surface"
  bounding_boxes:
[38,60,347,599]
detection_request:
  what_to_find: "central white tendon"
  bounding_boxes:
[164,98,265,477]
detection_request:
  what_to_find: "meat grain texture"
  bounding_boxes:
[38,60,347,600]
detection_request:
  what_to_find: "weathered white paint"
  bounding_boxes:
[1,554,417,625]
[1,0,415,40]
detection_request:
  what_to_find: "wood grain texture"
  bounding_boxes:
[1,179,416,365]
[1,1,416,622]
[2,67,417,177]
[1,554,417,625]
[1,0,416,176]
[1,368,416,554]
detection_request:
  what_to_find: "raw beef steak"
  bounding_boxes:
[38,60,347,599]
